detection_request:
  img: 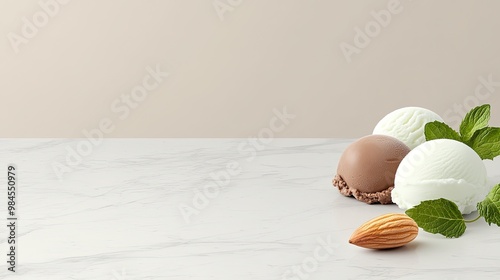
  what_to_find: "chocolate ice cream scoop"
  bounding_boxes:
[333,135,410,204]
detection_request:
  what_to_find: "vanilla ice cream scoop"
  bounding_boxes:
[392,139,490,214]
[373,107,443,149]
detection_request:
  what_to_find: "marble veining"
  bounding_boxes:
[0,139,499,279]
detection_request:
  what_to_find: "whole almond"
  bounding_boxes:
[349,213,418,249]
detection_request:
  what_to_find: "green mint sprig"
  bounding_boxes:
[477,184,500,226]
[406,184,500,238]
[424,104,500,160]
[405,198,466,238]
[460,104,490,141]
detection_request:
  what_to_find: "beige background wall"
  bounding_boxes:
[1,0,499,138]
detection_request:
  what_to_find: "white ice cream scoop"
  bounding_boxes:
[391,139,491,214]
[373,107,443,149]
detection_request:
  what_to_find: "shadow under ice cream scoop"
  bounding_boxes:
[333,135,411,204]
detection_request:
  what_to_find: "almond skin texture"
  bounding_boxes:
[349,213,418,249]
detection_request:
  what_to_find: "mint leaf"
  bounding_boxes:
[468,127,500,160]
[460,104,490,141]
[477,184,500,226]
[405,198,466,238]
[424,121,461,142]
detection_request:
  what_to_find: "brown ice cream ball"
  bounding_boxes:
[337,135,410,193]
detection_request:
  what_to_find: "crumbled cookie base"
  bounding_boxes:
[332,174,393,205]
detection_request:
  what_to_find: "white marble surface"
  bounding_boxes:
[1,139,500,280]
